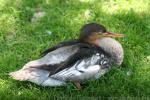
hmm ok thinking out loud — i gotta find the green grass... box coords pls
[0,0,150,99]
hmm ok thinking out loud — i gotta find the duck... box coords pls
[9,23,124,90]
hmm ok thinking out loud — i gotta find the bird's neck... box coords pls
[79,39,99,46]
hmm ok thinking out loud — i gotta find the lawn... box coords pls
[0,0,150,99]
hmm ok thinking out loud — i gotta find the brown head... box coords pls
[79,23,124,45]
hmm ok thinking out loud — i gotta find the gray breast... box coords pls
[98,38,124,66]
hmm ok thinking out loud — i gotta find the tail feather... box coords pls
[9,68,66,86]
[9,70,29,81]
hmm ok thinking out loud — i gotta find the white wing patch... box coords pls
[50,53,109,81]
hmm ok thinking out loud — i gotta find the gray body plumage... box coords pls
[9,38,124,86]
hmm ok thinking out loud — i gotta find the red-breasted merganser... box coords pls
[9,23,124,90]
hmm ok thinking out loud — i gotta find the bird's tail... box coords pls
[9,68,66,86]
[9,69,29,81]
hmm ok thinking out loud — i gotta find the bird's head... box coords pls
[79,23,124,45]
